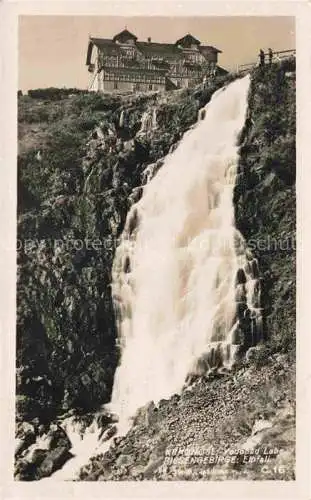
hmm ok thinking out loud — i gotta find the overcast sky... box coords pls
[19,16,295,92]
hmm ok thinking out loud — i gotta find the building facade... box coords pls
[86,30,226,92]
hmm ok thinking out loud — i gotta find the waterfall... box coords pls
[152,107,157,130]
[110,75,259,428]
[119,109,125,128]
[137,107,157,136]
[141,159,163,185]
[42,416,114,481]
[45,75,264,480]
[95,126,105,140]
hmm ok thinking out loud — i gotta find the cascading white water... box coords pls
[39,412,119,481]
[119,109,125,128]
[45,75,264,480]
[110,75,255,428]
[137,107,157,135]
[152,107,157,130]
[41,416,114,481]
[141,159,163,185]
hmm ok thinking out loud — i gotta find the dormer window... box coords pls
[112,29,138,45]
[175,33,201,49]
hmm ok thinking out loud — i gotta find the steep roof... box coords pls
[86,38,122,64]
[199,45,222,55]
[86,35,222,65]
[112,29,138,43]
[86,41,94,65]
[137,41,183,59]
[175,33,201,47]
[137,41,221,57]
[216,65,229,75]
[90,38,121,52]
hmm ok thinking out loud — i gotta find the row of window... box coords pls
[184,54,205,63]
[103,59,166,71]
[120,47,135,57]
[110,82,163,90]
[102,63,206,78]
[103,72,165,84]
[101,53,208,67]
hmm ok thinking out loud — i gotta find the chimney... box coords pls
[147,37,151,43]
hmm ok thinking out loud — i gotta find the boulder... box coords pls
[99,424,117,442]
[48,424,71,450]
[236,268,247,285]
[96,412,114,429]
[245,345,263,363]
[15,421,36,458]
[143,456,165,479]
[36,446,73,478]
[28,448,47,466]
[15,421,73,480]
[116,453,134,468]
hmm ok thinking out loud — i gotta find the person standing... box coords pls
[259,49,265,66]
[268,48,273,65]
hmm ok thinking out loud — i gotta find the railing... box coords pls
[237,49,296,74]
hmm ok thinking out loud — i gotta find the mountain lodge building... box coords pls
[86,30,227,92]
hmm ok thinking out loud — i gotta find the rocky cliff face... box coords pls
[16,59,295,481]
[235,61,295,358]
